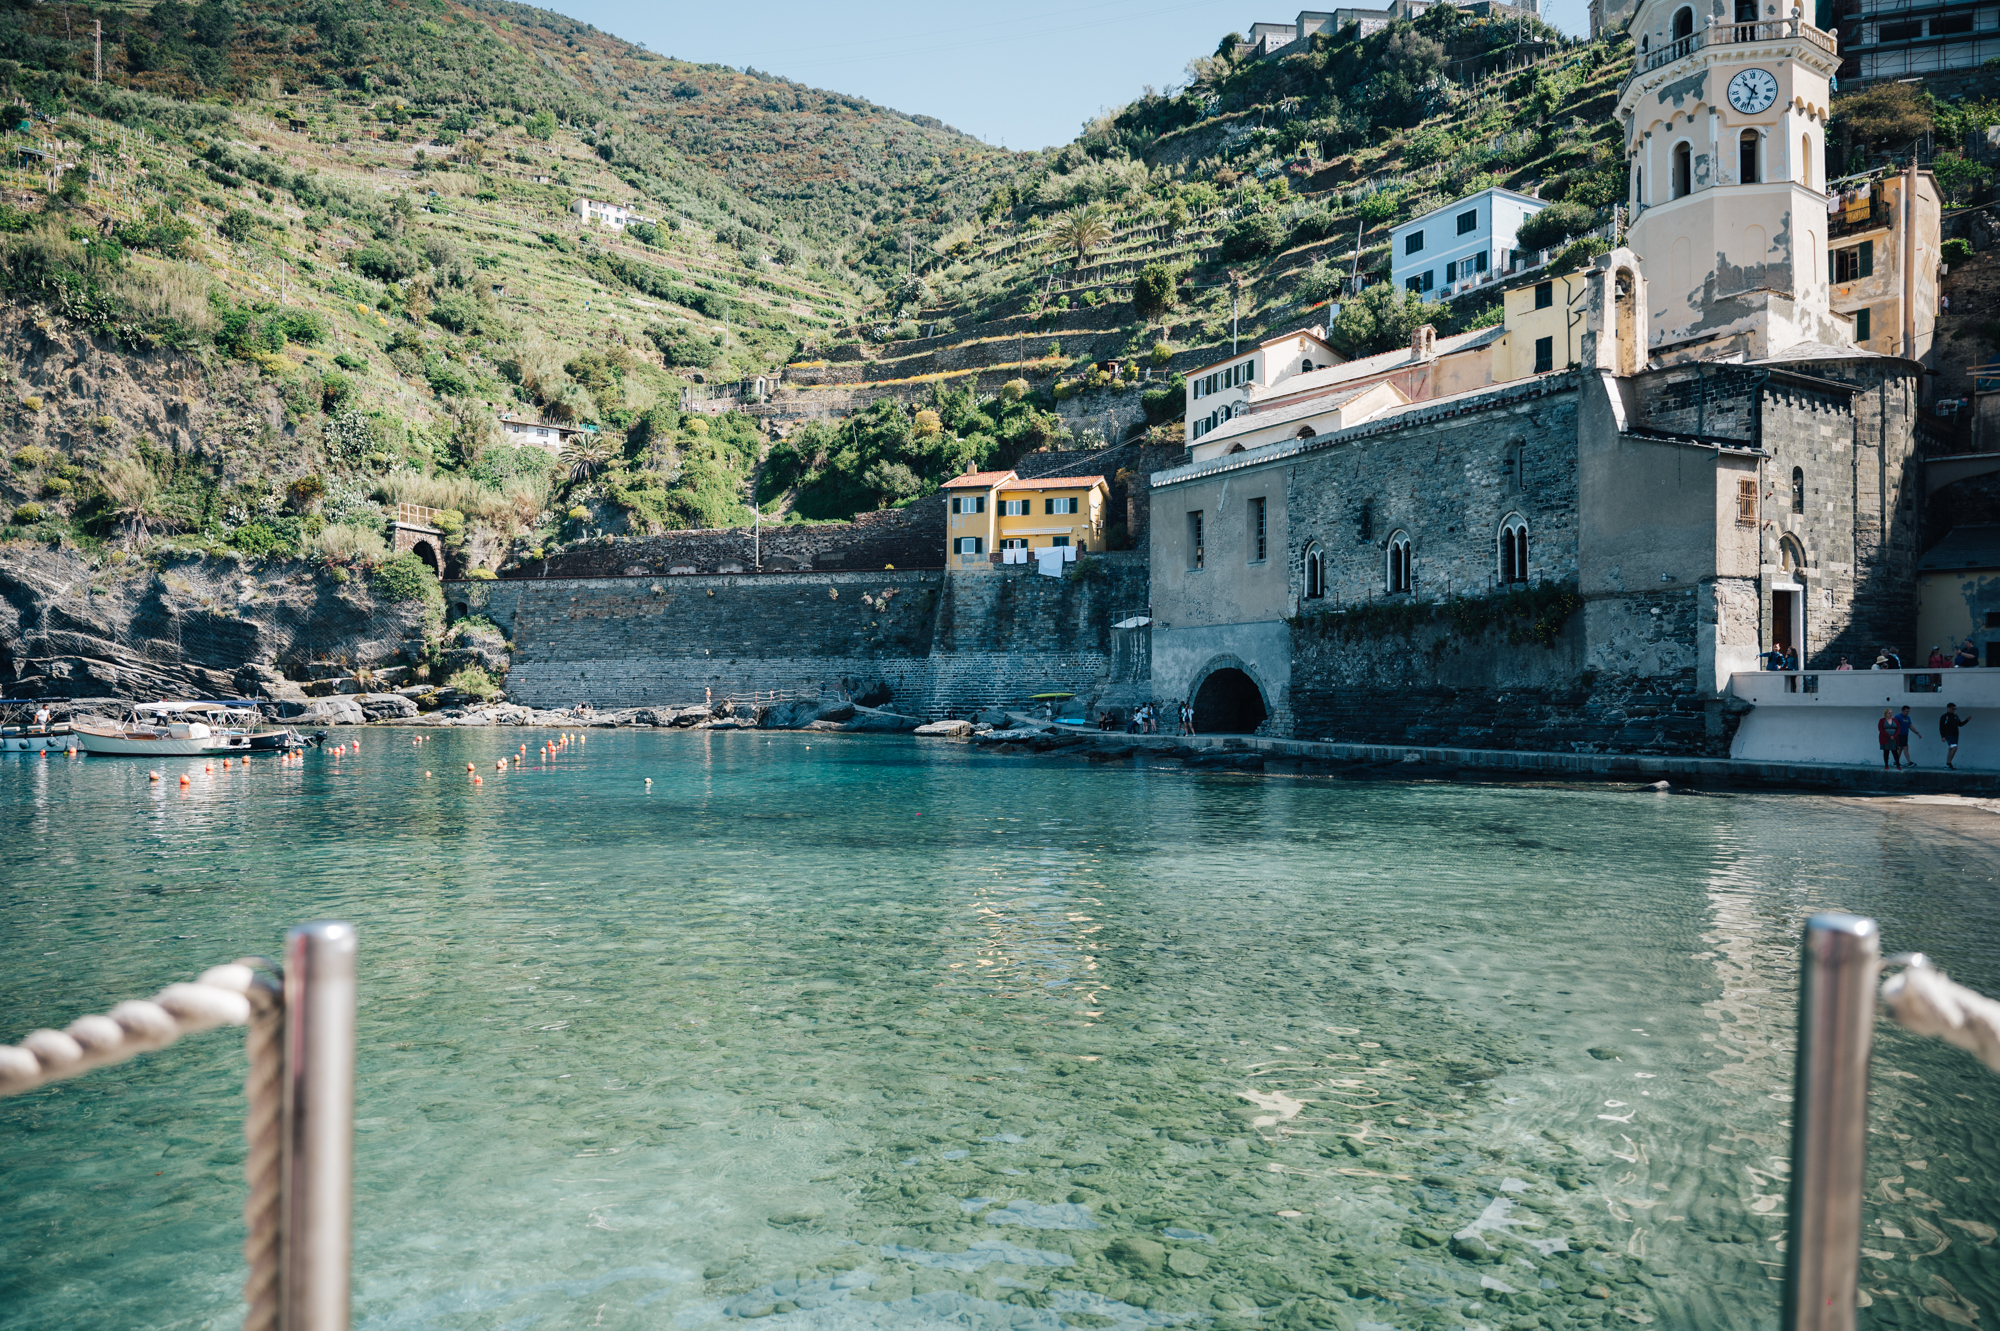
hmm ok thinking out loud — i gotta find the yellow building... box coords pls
[941,469,1109,568]
[1490,271,1591,382]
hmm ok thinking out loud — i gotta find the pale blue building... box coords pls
[1388,186,1548,302]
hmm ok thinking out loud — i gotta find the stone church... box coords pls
[1144,0,1932,754]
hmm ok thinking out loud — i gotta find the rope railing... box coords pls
[0,923,354,1331]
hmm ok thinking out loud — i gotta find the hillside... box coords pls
[0,0,1039,619]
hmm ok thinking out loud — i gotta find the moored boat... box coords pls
[73,703,229,757]
[0,702,79,753]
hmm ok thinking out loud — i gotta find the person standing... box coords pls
[1940,703,1970,770]
[1836,656,1853,670]
[1928,646,1948,669]
[1895,705,1922,768]
[1956,638,1981,669]
[1879,709,1899,769]
[1782,646,1800,671]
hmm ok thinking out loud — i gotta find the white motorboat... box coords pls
[73,703,231,757]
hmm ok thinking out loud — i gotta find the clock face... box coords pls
[1728,68,1779,114]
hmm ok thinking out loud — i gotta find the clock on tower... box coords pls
[1614,0,1848,361]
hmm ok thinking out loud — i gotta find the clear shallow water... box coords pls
[2,733,1998,1331]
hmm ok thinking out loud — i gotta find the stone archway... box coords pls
[1191,664,1269,735]
[410,539,442,575]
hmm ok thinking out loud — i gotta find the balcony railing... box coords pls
[1633,16,1838,82]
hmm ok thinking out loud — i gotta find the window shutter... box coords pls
[1736,477,1758,526]
[1859,241,1873,278]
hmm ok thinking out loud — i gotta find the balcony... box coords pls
[1629,17,1838,92]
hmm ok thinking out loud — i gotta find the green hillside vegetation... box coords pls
[0,0,1040,578]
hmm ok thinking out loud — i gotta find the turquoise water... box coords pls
[2,733,1998,1331]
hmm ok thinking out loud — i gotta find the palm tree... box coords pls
[1049,204,1113,269]
[560,433,614,483]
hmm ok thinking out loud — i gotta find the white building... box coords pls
[573,198,649,231]
[1389,186,1548,301]
[497,415,591,453]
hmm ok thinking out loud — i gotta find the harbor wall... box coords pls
[450,554,1151,714]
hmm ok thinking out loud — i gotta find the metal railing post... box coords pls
[282,922,356,1331]
[1783,913,1879,1331]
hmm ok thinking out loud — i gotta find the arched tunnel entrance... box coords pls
[410,540,442,575]
[1192,667,1268,735]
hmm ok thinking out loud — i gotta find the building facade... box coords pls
[1389,187,1548,301]
[942,470,1109,567]
[573,198,648,231]
[1840,0,2000,81]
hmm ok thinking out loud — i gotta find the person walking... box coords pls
[1895,705,1922,768]
[1879,709,1899,769]
[1940,703,1970,770]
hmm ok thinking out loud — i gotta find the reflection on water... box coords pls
[1,734,1997,1331]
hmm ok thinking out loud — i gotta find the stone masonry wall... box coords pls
[450,554,1149,715]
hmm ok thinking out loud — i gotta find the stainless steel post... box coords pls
[1782,913,1879,1331]
[282,922,356,1331]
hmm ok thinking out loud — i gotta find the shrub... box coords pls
[351,243,420,282]
[1142,373,1186,423]
[999,379,1031,402]
[306,521,389,563]
[1944,237,1975,264]
[40,475,72,498]
[11,445,50,470]
[273,310,329,344]
[1150,342,1173,366]
[231,521,290,557]
[1548,236,1611,276]
[467,566,497,580]
[1220,213,1287,261]
[12,502,43,524]
[1515,201,1597,255]
[220,209,256,242]
[373,551,441,605]
[1294,258,1345,307]
[912,408,943,437]
[1329,283,1431,358]
[445,664,500,699]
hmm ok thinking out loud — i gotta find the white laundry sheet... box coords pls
[1034,546,1078,577]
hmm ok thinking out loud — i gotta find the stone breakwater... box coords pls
[452,557,1150,718]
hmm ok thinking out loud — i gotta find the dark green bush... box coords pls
[1220,212,1286,261]
[1515,201,1597,255]
[373,551,442,606]
[351,243,420,282]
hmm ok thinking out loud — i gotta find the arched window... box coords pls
[1672,6,1695,39]
[1735,0,1756,21]
[1296,425,1317,439]
[1781,535,1805,575]
[1305,542,1325,599]
[1799,134,1812,189]
[1499,515,1529,584]
[1671,142,1692,198]
[1791,466,1805,513]
[1301,359,1316,372]
[1504,439,1526,493]
[1631,160,1644,206]
[1387,531,1412,594]
[1739,130,1759,183]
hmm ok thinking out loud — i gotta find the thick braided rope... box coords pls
[1882,964,2000,1074]
[0,964,259,1097]
[240,972,284,1331]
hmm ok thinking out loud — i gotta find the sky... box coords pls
[549,0,1589,153]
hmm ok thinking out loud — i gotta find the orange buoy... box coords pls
[473,775,483,785]
[466,762,475,772]
[204,763,213,772]
[179,774,190,786]
[222,759,231,769]
[149,770,161,782]
[425,770,432,777]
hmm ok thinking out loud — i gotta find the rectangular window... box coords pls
[1736,477,1759,526]
[953,536,984,554]
[1045,496,1080,515]
[1406,229,1424,254]
[1000,538,1027,550]
[950,495,987,514]
[1834,246,1861,282]
[1446,260,1458,283]
[1535,281,1553,310]
[1188,511,1204,570]
[1881,19,1920,38]
[1050,535,1070,547]
[1001,498,1028,516]
[1856,307,1872,341]
[1250,497,1267,562]
[1534,336,1554,373]
[1406,275,1424,293]
[1457,209,1478,235]
[1937,13,1974,34]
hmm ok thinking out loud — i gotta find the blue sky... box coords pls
[550,1,1589,152]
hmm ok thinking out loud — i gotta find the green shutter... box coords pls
[1859,241,1874,278]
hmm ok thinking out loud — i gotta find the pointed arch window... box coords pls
[1791,466,1805,514]
[1387,531,1413,594]
[1499,515,1530,585]
[1305,542,1326,599]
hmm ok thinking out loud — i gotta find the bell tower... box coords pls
[1615,0,1847,361]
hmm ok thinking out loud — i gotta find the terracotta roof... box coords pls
[1000,475,1107,489]
[940,470,1015,489]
